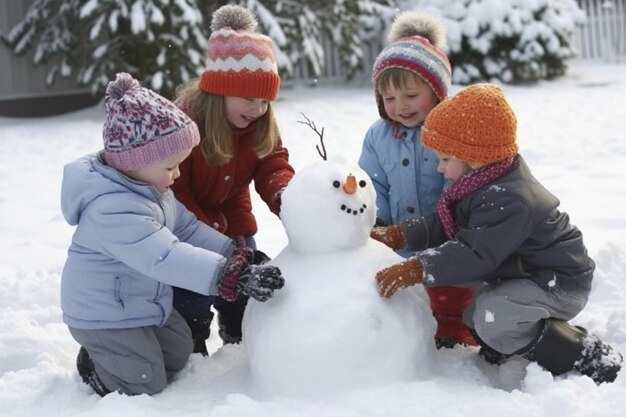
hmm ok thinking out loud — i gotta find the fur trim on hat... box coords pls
[388,10,447,51]
[211,4,258,32]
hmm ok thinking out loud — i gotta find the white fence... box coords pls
[285,0,626,84]
[574,0,626,62]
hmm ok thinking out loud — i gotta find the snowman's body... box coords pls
[243,160,434,398]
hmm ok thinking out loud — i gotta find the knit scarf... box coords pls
[390,121,423,140]
[390,122,405,140]
[437,156,516,239]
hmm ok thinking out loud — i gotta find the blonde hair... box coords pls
[176,79,281,165]
[376,68,437,100]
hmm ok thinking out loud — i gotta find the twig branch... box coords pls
[297,112,327,161]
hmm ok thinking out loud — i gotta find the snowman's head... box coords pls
[280,160,376,254]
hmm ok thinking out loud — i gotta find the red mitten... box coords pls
[217,247,250,302]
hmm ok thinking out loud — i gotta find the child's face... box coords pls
[125,148,193,193]
[435,153,469,182]
[380,76,438,128]
[225,96,270,128]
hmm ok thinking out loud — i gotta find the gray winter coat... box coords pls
[60,152,234,330]
[402,155,594,291]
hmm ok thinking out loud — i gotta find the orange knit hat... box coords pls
[199,5,280,101]
[422,83,518,164]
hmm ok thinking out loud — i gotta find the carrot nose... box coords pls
[343,175,357,194]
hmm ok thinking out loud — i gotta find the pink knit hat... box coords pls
[103,73,200,171]
[199,5,280,101]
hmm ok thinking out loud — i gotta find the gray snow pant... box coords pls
[69,308,193,396]
[463,279,589,355]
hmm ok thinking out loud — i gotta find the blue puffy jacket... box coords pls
[358,119,445,225]
[60,152,234,330]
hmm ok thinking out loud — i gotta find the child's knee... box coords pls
[138,370,167,395]
[163,311,194,369]
[471,291,546,354]
[99,352,168,396]
[471,294,517,347]
[167,338,193,373]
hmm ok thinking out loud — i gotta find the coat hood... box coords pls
[60,152,155,226]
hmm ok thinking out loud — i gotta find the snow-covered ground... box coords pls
[1,60,625,416]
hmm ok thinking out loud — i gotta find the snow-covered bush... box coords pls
[1,0,395,94]
[397,0,586,84]
[2,0,584,93]
[249,0,395,80]
[2,0,207,96]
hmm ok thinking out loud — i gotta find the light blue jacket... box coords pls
[358,119,445,226]
[60,152,234,330]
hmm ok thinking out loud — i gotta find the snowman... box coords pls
[242,159,436,398]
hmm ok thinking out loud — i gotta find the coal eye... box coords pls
[333,180,341,188]
[359,180,367,188]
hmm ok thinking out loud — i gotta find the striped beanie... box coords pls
[423,83,518,164]
[103,73,200,171]
[373,11,451,120]
[199,5,280,101]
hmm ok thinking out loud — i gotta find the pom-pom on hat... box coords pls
[372,11,451,120]
[422,83,519,164]
[103,73,200,171]
[199,5,280,101]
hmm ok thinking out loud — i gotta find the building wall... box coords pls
[0,0,99,117]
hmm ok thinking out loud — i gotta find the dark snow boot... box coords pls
[470,329,510,365]
[478,345,511,366]
[573,330,623,384]
[215,297,249,344]
[188,311,215,356]
[76,347,112,397]
[520,319,622,384]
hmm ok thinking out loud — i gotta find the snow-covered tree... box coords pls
[2,0,207,97]
[396,0,586,84]
[247,0,395,80]
[2,0,82,88]
[4,0,581,92]
[2,0,396,94]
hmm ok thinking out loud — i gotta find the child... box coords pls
[359,11,476,349]
[60,73,284,396]
[171,4,295,352]
[373,83,622,384]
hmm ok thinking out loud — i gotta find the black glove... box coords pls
[375,217,387,227]
[236,264,285,302]
[252,249,271,265]
[218,236,282,302]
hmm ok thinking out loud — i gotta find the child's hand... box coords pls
[218,248,284,302]
[375,257,423,298]
[370,225,405,250]
[218,247,252,301]
[252,249,271,265]
[236,264,285,302]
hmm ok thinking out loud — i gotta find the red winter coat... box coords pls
[171,125,294,236]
